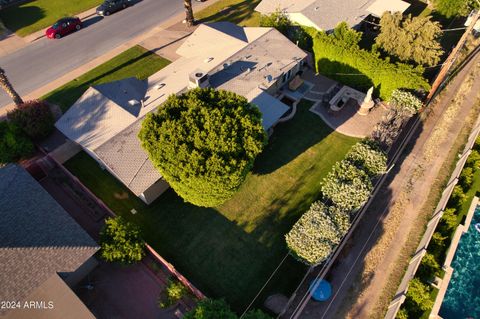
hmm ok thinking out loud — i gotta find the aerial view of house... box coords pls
[1,0,479,318]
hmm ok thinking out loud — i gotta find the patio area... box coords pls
[283,69,388,138]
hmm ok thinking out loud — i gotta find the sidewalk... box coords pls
[0,8,98,58]
[0,0,218,117]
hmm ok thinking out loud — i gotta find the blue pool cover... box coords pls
[309,279,332,301]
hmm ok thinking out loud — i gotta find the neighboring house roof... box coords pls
[5,274,95,319]
[56,22,306,197]
[0,165,98,311]
[255,0,410,31]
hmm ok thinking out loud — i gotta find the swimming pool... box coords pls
[439,205,480,319]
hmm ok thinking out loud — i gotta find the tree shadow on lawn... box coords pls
[254,99,359,175]
[195,0,261,26]
[0,5,45,35]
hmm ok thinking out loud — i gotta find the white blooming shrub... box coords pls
[345,140,387,177]
[286,202,351,265]
[320,160,373,212]
[390,90,423,114]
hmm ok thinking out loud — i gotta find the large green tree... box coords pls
[139,88,267,207]
[376,12,443,66]
[433,0,472,18]
[99,216,145,264]
[0,121,34,164]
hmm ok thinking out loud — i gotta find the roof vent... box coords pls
[265,75,273,83]
[189,69,210,89]
[128,99,140,106]
[223,63,230,70]
[204,57,214,63]
[315,6,320,11]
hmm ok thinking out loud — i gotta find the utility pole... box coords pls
[426,9,480,102]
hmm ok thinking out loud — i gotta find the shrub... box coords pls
[432,0,471,18]
[0,121,34,164]
[396,308,409,319]
[139,88,267,207]
[428,232,447,259]
[417,252,441,281]
[405,278,433,312]
[158,280,189,308]
[310,23,430,100]
[100,216,145,264]
[450,185,466,208]
[460,166,474,188]
[390,90,423,114]
[321,160,373,212]
[439,208,458,234]
[345,140,387,177]
[7,100,54,140]
[183,299,237,319]
[466,150,480,170]
[286,202,350,265]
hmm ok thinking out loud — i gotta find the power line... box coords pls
[239,252,290,318]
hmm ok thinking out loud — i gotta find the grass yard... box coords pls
[42,45,170,112]
[195,0,262,27]
[0,0,103,37]
[64,100,358,311]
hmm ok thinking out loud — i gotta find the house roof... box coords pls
[0,165,98,309]
[247,88,290,130]
[255,0,410,31]
[55,22,306,197]
[5,274,96,319]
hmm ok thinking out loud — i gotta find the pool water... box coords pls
[439,206,480,319]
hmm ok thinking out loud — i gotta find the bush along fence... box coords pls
[281,91,427,318]
[384,113,480,319]
[38,150,206,301]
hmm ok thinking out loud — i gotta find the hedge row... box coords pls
[286,140,387,265]
[310,23,430,100]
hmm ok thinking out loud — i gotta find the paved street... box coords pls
[0,0,196,110]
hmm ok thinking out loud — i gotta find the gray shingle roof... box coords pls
[94,118,163,196]
[0,165,98,308]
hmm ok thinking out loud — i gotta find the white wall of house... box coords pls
[140,178,170,205]
[288,12,322,31]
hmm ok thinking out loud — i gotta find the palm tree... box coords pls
[183,0,194,27]
[0,67,23,106]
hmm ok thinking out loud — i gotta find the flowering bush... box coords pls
[345,140,387,177]
[390,90,423,114]
[286,202,351,265]
[321,160,373,212]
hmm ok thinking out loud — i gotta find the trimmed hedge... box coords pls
[310,23,430,100]
[286,139,386,265]
[0,121,34,164]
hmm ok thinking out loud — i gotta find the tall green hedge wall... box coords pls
[310,23,430,100]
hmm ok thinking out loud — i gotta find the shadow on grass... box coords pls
[196,0,261,26]
[0,5,45,34]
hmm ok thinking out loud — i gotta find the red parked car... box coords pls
[45,17,82,39]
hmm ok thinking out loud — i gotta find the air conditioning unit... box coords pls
[189,70,210,89]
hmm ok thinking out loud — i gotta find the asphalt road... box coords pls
[0,0,191,110]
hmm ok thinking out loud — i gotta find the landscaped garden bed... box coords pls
[64,99,358,311]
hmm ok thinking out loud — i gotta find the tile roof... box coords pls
[0,165,98,309]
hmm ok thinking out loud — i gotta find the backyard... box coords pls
[42,45,170,112]
[0,0,103,37]
[64,100,358,311]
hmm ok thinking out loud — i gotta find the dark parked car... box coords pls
[45,17,82,39]
[96,0,132,16]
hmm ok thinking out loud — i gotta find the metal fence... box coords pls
[383,113,480,319]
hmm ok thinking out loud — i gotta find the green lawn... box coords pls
[195,0,262,27]
[0,0,103,37]
[42,45,170,112]
[64,100,358,311]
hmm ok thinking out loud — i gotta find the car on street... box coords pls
[96,0,132,16]
[45,17,82,39]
